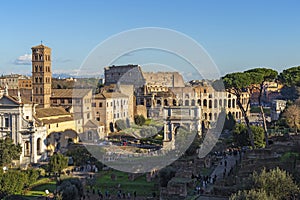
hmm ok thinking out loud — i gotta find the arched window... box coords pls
[228,99,231,108]
[219,99,222,107]
[197,99,201,106]
[157,99,161,106]
[191,99,195,106]
[214,113,217,121]
[164,99,169,106]
[209,113,212,120]
[203,99,207,107]
[185,100,189,106]
[178,99,183,106]
[209,100,212,108]
[173,99,177,106]
[204,113,207,120]
[232,99,236,108]
[214,99,218,108]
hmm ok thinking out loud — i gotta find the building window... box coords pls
[68,99,72,104]
[87,113,90,119]
[99,102,103,107]
[61,99,64,104]
[214,99,218,108]
[92,103,96,107]
[53,99,57,104]
[96,117,100,121]
[88,131,93,140]
[37,138,42,155]
[228,99,231,108]
[24,141,30,157]
[4,117,9,127]
[203,99,207,107]
[56,123,59,127]
[209,100,212,108]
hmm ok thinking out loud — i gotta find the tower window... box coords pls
[39,66,42,72]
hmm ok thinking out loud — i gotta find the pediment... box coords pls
[0,95,20,106]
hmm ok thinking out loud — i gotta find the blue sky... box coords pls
[1,0,300,77]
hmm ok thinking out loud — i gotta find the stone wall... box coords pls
[143,72,185,87]
[135,105,147,119]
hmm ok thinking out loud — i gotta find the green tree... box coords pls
[233,124,265,148]
[279,66,300,87]
[57,179,83,200]
[231,167,300,200]
[115,119,127,131]
[0,170,26,199]
[223,112,236,131]
[23,169,39,188]
[158,166,176,187]
[134,115,146,126]
[245,68,278,147]
[279,66,300,101]
[48,153,68,175]
[251,125,265,148]
[253,167,299,199]
[222,72,255,148]
[0,138,22,167]
[231,189,274,200]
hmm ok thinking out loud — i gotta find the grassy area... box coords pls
[24,179,56,198]
[200,167,214,176]
[250,106,271,115]
[280,152,299,162]
[93,170,158,196]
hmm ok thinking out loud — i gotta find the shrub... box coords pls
[115,119,126,131]
[134,115,146,126]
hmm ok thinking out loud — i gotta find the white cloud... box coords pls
[14,54,31,65]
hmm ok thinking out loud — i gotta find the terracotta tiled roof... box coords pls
[35,107,71,118]
[8,89,32,104]
[41,116,74,124]
[94,91,128,99]
[84,119,102,128]
[51,89,91,98]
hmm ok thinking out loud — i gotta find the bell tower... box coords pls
[31,43,52,108]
